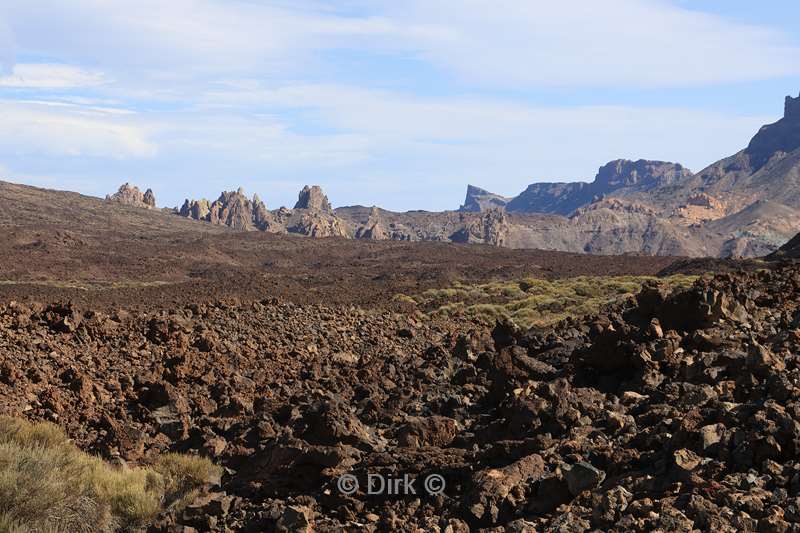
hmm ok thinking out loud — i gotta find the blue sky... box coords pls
[0,1,799,211]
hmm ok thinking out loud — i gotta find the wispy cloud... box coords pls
[0,101,156,158]
[2,0,797,87]
[199,81,771,168]
[0,63,108,88]
[381,0,800,87]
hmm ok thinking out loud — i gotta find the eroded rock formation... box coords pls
[106,183,156,209]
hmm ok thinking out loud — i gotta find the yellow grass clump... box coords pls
[0,416,221,533]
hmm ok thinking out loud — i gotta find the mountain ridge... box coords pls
[8,92,800,259]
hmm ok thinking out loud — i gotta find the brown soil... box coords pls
[0,180,681,311]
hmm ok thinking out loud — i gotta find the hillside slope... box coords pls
[0,180,682,311]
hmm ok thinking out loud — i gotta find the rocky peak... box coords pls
[209,189,253,231]
[593,160,691,191]
[460,185,510,212]
[355,207,389,240]
[746,91,800,171]
[178,187,277,232]
[785,92,800,118]
[106,183,156,209]
[294,185,332,212]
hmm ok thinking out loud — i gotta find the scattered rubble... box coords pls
[3,266,800,530]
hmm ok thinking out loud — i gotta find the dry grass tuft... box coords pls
[406,274,699,328]
[0,417,220,532]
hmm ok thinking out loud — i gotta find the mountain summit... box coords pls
[746,92,800,171]
[493,159,691,216]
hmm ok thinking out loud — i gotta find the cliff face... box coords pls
[460,185,510,212]
[504,181,589,215]
[450,209,509,246]
[593,159,691,191]
[499,159,692,216]
[746,92,800,171]
[454,92,800,257]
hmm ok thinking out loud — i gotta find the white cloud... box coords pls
[0,101,156,158]
[1,0,797,88]
[0,17,13,72]
[0,78,774,208]
[199,82,771,173]
[380,0,800,87]
[0,63,107,88]
[0,0,415,77]
[154,112,371,167]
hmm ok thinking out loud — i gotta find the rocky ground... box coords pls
[3,262,800,531]
[5,177,800,531]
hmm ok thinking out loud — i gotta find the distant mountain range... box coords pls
[461,159,692,215]
[454,92,800,257]
[12,92,800,258]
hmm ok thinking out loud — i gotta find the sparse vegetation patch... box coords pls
[0,417,220,533]
[406,274,699,327]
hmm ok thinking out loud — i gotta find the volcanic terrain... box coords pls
[2,178,800,531]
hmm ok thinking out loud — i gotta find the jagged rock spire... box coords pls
[294,185,332,212]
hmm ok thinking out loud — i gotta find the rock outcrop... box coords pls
[294,185,332,212]
[208,188,255,231]
[450,209,509,246]
[179,185,346,237]
[106,183,156,209]
[671,193,726,225]
[125,93,800,258]
[593,159,691,191]
[289,211,348,238]
[179,188,278,232]
[460,185,511,212]
[354,207,389,240]
[745,91,800,171]
[452,92,800,257]
[500,159,692,216]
